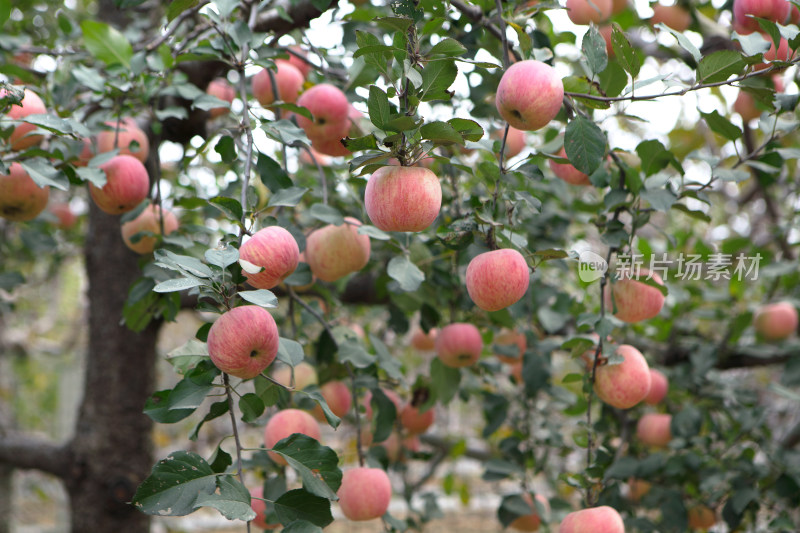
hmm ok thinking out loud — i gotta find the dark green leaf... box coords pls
[167,0,198,22]
[420,60,457,101]
[430,357,461,404]
[270,434,342,499]
[427,38,467,57]
[420,121,464,145]
[582,25,608,76]
[239,393,265,423]
[193,475,256,521]
[132,451,217,516]
[267,187,308,208]
[610,24,640,78]
[368,85,391,130]
[214,135,236,163]
[700,109,742,141]
[697,50,745,83]
[274,489,334,527]
[257,153,293,191]
[80,20,133,67]
[387,256,425,291]
[564,117,606,175]
[208,196,243,222]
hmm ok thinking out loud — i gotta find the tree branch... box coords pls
[0,433,71,479]
[252,0,333,35]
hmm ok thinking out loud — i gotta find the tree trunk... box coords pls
[65,202,159,533]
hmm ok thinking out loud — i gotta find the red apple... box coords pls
[687,504,716,530]
[95,118,150,163]
[364,166,442,232]
[2,87,46,150]
[566,0,613,25]
[755,38,790,71]
[435,323,483,368]
[650,3,692,32]
[206,78,236,118]
[509,493,549,532]
[466,249,530,311]
[121,204,179,254]
[49,202,78,229]
[399,404,435,434]
[89,154,150,215]
[337,467,392,521]
[271,361,318,390]
[599,25,615,57]
[410,327,438,351]
[644,369,668,405]
[636,413,672,447]
[559,506,624,533]
[286,46,312,79]
[0,162,49,221]
[733,0,790,34]
[249,486,279,529]
[304,217,371,282]
[754,301,798,340]
[263,408,322,465]
[295,83,350,141]
[239,226,300,289]
[594,344,652,409]
[207,305,279,379]
[549,148,591,186]
[310,134,351,157]
[252,60,304,106]
[496,61,563,131]
[311,380,352,420]
[605,268,666,323]
[496,126,526,158]
[628,478,652,502]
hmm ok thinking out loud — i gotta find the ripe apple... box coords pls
[560,506,624,533]
[272,361,318,390]
[337,467,392,521]
[286,45,312,79]
[89,154,150,215]
[252,60,304,106]
[295,83,350,141]
[496,60,564,131]
[249,487,279,530]
[466,249,530,312]
[755,38,790,71]
[594,344,652,409]
[311,380,352,420]
[207,305,279,379]
[549,148,591,186]
[96,118,150,163]
[628,478,652,502]
[120,204,179,254]
[206,78,236,118]
[733,0,790,34]
[754,301,798,340]
[263,408,322,465]
[637,413,672,447]
[399,404,435,434]
[435,322,484,368]
[410,327,437,351]
[0,162,50,221]
[599,25,615,56]
[687,504,716,530]
[239,226,300,289]
[650,3,692,32]
[304,217,371,282]
[606,268,666,323]
[509,493,549,532]
[644,368,668,405]
[495,329,526,364]
[49,202,78,229]
[2,87,46,150]
[566,0,613,25]
[496,126,526,158]
[364,165,442,232]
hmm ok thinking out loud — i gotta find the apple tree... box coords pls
[1,0,800,531]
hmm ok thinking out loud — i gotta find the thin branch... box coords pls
[143,1,209,52]
[450,0,520,62]
[223,374,251,533]
[0,433,71,478]
[252,0,332,35]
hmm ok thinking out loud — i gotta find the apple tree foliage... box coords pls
[1,0,800,531]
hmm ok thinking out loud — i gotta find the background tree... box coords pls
[1,0,799,532]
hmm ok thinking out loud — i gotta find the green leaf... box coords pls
[420,59,457,102]
[257,153,293,191]
[564,117,606,175]
[19,159,69,191]
[0,0,10,27]
[239,289,278,308]
[80,20,133,67]
[274,489,334,528]
[370,388,398,443]
[656,24,702,62]
[640,188,677,211]
[132,451,217,516]
[700,109,743,141]
[298,388,342,428]
[204,245,239,270]
[636,139,682,176]
[357,225,392,240]
[167,0,199,22]
[430,358,461,405]
[75,166,107,188]
[368,85,391,130]
[0,272,24,292]
[270,434,342,499]
[427,38,467,57]
[697,50,745,84]
[582,25,608,76]
[208,196,243,222]
[734,31,771,57]
[420,121,464,145]
[309,204,344,226]
[214,135,236,163]
[267,187,309,208]
[277,337,305,367]
[387,256,425,291]
[370,334,404,381]
[189,401,229,440]
[144,390,196,423]
[497,494,536,528]
[193,475,256,521]
[153,277,205,293]
[239,392,265,423]
[338,340,375,368]
[447,118,484,142]
[610,24,641,79]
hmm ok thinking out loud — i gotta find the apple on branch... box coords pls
[206,305,279,379]
[637,412,673,447]
[0,162,50,222]
[239,225,300,290]
[496,60,564,132]
[594,344,652,409]
[263,408,322,465]
[252,60,304,106]
[364,165,442,232]
[466,249,530,312]
[559,506,625,533]
[304,217,371,282]
[1,86,46,151]
[120,204,179,254]
[89,154,150,215]
[337,467,392,521]
[435,323,484,368]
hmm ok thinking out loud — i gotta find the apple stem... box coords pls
[223,373,251,532]
[494,0,510,71]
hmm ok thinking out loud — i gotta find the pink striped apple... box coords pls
[252,60,304,106]
[400,404,435,434]
[435,323,483,368]
[239,226,300,289]
[2,87,46,150]
[754,301,798,340]
[365,166,442,232]
[496,61,563,131]
[560,506,624,533]
[305,217,370,282]
[206,78,236,118]
[0,163,49,221]
[121,204,179,254]
[644,368,668,405]
[549,148,591,186]
[733,0,790,34]
[605,269,666,323]
[264,408,322,465]
[594,344,651,409]
[96,118,150,163]
[637,413,672,447]
[295,83,350,142]
[566,0,612,24]
[89,154,150,215]
[337,467,392,521]
[466,249,530,312]
[207,305,279,379]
